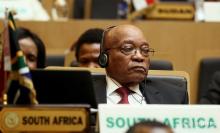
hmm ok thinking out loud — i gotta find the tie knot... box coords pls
[116,87,130,104]
[116,87,130,96]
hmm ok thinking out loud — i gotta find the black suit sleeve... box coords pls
[159,80,189,104]
[199,71,220,104]
[141,79,189,104]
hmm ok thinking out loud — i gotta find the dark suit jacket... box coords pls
[200,71,220,104]
[92,75,189,104]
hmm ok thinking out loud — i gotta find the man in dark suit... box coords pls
[200,71,220,104]
[96,24,188,104]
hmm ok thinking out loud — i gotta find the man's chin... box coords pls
[127,74,146,84]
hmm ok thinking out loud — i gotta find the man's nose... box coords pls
[132,49,145,62]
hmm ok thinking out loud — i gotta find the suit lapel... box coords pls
[140,80,164,104]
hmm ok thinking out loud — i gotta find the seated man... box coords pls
[7,27,46,104]
[126,120,173,133]
[69,28,104,68]
[199,71,220,104]
[96,24,189,104]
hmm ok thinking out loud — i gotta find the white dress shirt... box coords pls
[106,75,146,104]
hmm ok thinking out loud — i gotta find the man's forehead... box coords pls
[109,27,146,41]
[111,25,144,38]
[121,39,149,46]
[104,25,147,47]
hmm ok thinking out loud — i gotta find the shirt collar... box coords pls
[106,75,142,96]
[106,75,121,96]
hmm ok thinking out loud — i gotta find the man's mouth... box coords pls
[131,66,147,73]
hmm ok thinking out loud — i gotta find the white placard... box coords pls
[132,0,148,11]
[98,104,220,133]
[204,2,220,22]
[0,0,49,21]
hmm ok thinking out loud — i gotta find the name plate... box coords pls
[0,105,90,132]
[147,3,194,20]
[98,104,220,133]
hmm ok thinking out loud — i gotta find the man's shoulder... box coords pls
[142,78,187,93]
[140,78,188,104]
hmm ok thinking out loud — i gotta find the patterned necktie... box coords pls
[116,87,130,104]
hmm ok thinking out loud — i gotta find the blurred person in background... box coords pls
[7,27,46,104]
[68,28,104,68]
[16,27,46,69]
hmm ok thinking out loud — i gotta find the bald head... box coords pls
[126,120,173,133]
[104,25,147,49]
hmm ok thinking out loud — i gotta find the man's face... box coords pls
[19,37,38,69]
[78,43,100,68]
[106,25,150,87]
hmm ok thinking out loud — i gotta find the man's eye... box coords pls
[27,54,37,62]
[142,47,149,51]
[141,46,149,51]
[122,46,134,52]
